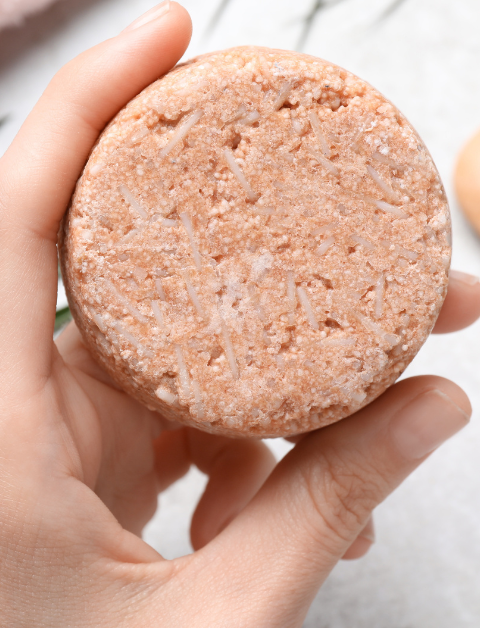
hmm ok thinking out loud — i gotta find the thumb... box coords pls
[0,1,191,385]
[196,375,470,626]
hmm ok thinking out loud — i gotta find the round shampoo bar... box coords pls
[60,46,451,438]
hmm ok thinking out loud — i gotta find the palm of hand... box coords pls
[13,322,277,623]
[53,326,161,536]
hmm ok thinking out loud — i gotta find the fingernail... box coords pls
[449,269,480,286]
[122,1,171,33]
[390,389,471,460]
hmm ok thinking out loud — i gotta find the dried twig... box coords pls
[296,0,349,50]
[297,0,410,49]
[202,0,233,41]
[374,0,409,24]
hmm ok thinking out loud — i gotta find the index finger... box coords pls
[0,2,191,388]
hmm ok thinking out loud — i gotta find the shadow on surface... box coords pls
[0,0,102,73]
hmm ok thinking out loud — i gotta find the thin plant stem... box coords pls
[202,0,233,41]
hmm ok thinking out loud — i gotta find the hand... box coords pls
[1,3,479,626]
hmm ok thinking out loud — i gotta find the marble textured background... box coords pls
[1,1,480,625]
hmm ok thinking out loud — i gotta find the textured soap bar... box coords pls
[60,46,451,438]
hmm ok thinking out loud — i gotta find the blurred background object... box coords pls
[0,0,60,29]
[455,128,480,237]
[1,1,480,626]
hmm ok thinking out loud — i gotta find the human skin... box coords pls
[0,2,479,626]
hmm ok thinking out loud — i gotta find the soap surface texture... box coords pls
[60,47,451,437]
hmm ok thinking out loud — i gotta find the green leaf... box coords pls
[55,306,72,332]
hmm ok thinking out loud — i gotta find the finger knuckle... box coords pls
[298,449,386,545]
